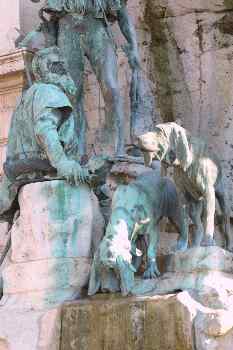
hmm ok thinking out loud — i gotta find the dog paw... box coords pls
[143,265,160,279]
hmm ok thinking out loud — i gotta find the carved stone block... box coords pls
[1,180,104,308]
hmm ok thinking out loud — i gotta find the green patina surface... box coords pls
[28,0,141,155]
[88,171,185,296]
[0,46,89,222]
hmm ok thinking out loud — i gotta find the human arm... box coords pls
[117,4,140,70]
[34,107,89,184]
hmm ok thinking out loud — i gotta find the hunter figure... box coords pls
[0,46,89,222]
[30,0,140,156]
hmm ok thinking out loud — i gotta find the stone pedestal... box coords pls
[0,307,61,350]
[1,289,233,350]
[1,225,233,349]
[0,180,104,309]
[59,291,233,350]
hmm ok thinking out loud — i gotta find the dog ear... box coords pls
[173,129,192,171]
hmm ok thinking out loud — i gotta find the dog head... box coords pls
[137,129,169,166]
[138,123,192,171]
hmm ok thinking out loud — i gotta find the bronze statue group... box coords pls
[0,0,231,295]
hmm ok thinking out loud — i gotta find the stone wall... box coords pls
[0,0,233,211]
[143,0,233,213]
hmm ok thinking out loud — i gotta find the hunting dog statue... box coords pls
[88,171,185,296]
[137,122,231,250]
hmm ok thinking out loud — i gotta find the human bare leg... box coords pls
[58,19,87,156]
[202,187,216,246]
[87,27,125,156]
[143,224,160,279]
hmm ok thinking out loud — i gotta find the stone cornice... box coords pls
[0,138,8,146]
[0,49,32,77]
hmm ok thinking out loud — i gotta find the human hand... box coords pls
[57,160,90,185]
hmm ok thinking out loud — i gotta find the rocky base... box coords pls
[0,290,233,350]
[0,180,104,309]
[0,307,61,350]
[60,292,233,350]
[0,247,233,349]
[131,247,233,314]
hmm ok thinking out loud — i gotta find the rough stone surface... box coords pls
[0,307,61,350]
[132,247,233,299]
[11,181,95,262]
[195,311,233,350]
[59,291,233,350]
[1,180,104,309]
[60,293,195,350]
[143,0,233,215]
[0,290,233,350]
[166,247,233,274]
[2,257,90,294]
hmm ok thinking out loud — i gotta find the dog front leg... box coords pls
[189,199,204,247]
[202,187,216,246]
[143,224,160,279]
[176,206,189,251]
[176,193,189,251]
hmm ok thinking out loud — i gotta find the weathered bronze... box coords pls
[138,122,231,251]
[29,0,140,156]
[88,171,186,296]
[0,46,89,221]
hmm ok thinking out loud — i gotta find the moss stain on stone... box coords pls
[145,1,175,122]
[224,0,233,10]
[144,1,193,124]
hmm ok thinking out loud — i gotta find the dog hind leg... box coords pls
[143,224,160,279]
[189,199,204,247]
[215,184,232,251]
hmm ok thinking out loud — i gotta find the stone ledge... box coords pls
[0,138,8,146]
[0,49,32,77]
[0,49,33,94]
[166,247,233,274]
[132,247,233,301]
[0,291,233,350]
